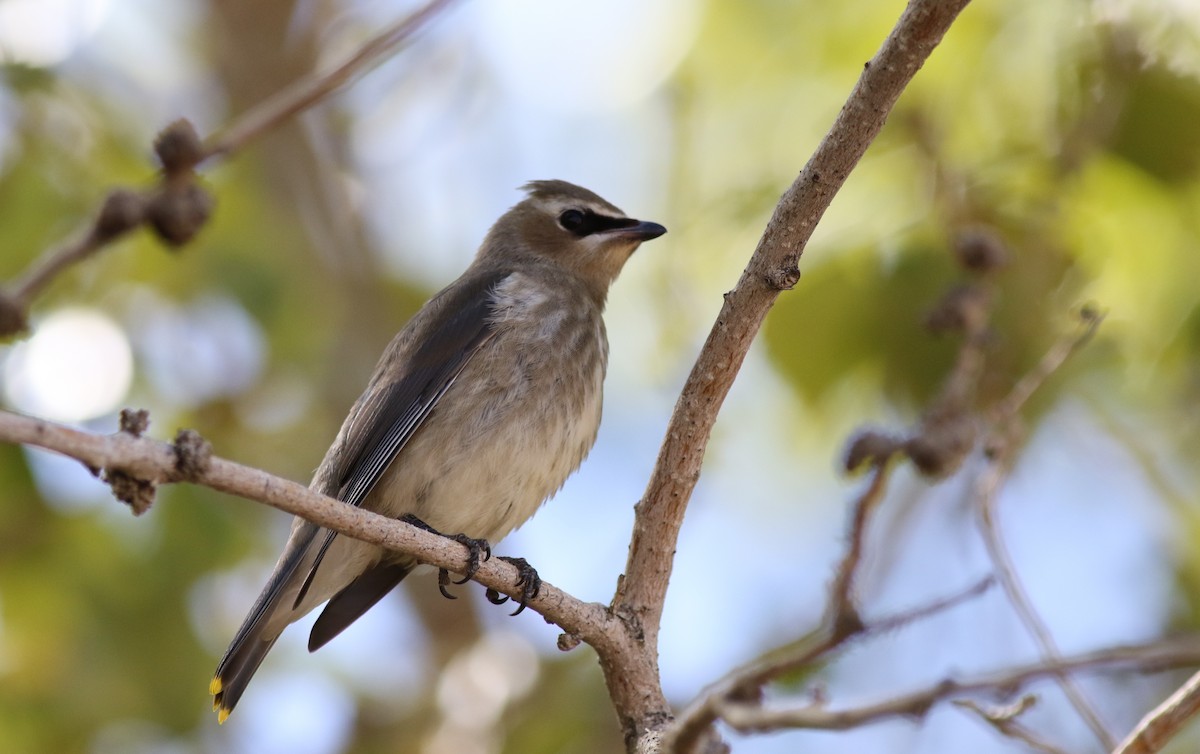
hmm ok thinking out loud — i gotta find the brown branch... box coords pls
[1112,668,1200,754]
[0,0,456,338]
[711,637,1200,734]
[0,409,629,657]
[607,0,975,748]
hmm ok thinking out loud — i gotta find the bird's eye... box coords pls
[559,209,586,234]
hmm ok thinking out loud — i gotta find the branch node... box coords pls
[614,603,646,643]
[766,261,801,291]
[118,408,150,437]
[93,188,147,243]
[904,413,977,478]
[173,428,213,479]
[844,429,903,473]
[954,226,1010,274]
[147,180,215,248]
[154,119,205,175]
[831,605,867,641]
[557,632,582,652]
[924,284,992,336]
[105,468,157,516]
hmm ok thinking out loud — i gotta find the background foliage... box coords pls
[1,1,1199,752]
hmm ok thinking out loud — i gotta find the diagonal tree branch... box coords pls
[609,0,974,748]
[0,409,629,657]
[1112,667,1200,754]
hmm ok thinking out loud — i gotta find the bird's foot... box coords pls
[449,533,492,584]
[484,557,542,616]
[400,514,492,599]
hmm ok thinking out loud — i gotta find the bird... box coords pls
[210,179,666,722]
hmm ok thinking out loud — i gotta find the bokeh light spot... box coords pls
[0,0,111,66]
[3,307,133,422]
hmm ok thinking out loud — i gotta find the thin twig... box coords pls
[826,464,890,637]
[870,575,995,633]
[975,456,1116,749]
[711,637,1200,734]
[11,230,110,307]
[665,463,897,754]
[201,0,458,162]
[992,307,1104,420]
[1112,668,1200,754]
[956,696,1081,754]
[973,310,1113,749]
[666,577,995,753]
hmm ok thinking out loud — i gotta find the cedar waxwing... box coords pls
[211,180,666,721]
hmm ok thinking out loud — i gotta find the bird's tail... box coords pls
[210,634,278,723]
[211,521,319,723]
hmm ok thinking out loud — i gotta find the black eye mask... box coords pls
[558,208,640,237]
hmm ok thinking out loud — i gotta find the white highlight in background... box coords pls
[477,0,702,113]
[0,0,112,66]
[3,307,133,422]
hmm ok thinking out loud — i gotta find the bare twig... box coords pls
[666,577,995,753]
[870,575,995,633]
[711,638,1200,734]
[975,310,1114,749]
[1112,668,1200,754]
[610,1,975,747]
[200,0,458,162]
[956,696,1073,754]
[992,307,1104,420]
[826,464,891,636]
[975,456,1117,749]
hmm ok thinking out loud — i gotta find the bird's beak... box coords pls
[610,219,667,242]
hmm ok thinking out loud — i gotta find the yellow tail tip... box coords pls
[217,707,231,725]
[209,676,223,695]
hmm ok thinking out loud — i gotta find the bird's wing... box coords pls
[213,270,507,718]
[293,270,507,607]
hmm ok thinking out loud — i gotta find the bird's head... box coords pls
[480,180,667,300]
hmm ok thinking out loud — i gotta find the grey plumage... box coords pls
[210,180,666,721]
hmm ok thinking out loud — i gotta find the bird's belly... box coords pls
[369,347,604,544]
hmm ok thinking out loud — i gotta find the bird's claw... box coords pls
[450,533,492,584]
[496,556,541,616]
[400,514,493,599]
[438,568,456,600]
